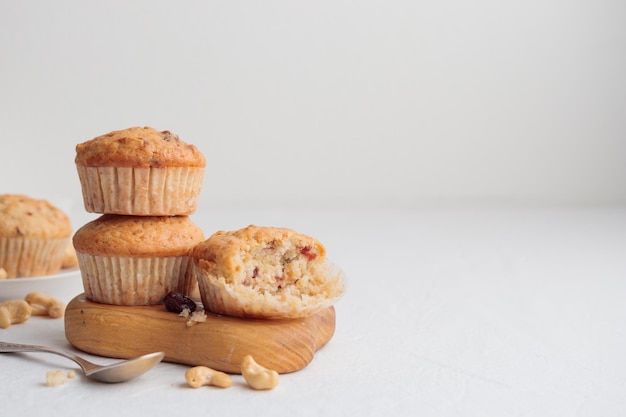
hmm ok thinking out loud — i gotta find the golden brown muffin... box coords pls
[0,194,72,278]
[73,214,205,305]
[75,126,206,216]
[191,225,346,319]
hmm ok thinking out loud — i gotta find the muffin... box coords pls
[191,225,346,319]
[73,214,205,305]
[75,126,206,216]
[0,194,72,278]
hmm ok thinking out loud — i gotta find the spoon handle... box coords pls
[0,341,55,353]
[0,341,92,372]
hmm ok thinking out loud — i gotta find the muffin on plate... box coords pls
[191,225,346,319]
[0,194,72,278]
[73,214,204,305]
[75,126,206,216]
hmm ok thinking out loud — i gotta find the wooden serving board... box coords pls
[64,294,336,374]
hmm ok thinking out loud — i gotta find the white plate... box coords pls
[0,267,84,303]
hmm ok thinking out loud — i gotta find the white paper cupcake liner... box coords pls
[76,252,195,305]
[0,237,68,278]
[76,166,204,216]
[195,261,346,319]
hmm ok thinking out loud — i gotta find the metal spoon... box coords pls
[0,341,165,383]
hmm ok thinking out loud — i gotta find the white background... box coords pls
[1,0,625,211]
[1,2,626,416]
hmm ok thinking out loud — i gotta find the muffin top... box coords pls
[73,214,205,257]
[0,194,72,239]
[75,126,206,168]
[192,225,327,274]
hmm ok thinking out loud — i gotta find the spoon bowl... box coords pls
[0,341,165,383]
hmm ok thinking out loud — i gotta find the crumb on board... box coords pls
[186,309,207,327]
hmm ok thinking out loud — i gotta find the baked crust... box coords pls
[73,214,204,257]
[0,194,71,239]
[75,126,206,168]
[0,194,72,277]
[192,225,327,270]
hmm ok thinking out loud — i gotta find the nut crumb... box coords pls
[46,370,67,386]
[67,370,76,379]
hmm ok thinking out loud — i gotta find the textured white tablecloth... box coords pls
[1,207,625,416]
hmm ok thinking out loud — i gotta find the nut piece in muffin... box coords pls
[75,126,206,216]
[73,214,204,305]
[191,225,346,319]
[0,194,72,278]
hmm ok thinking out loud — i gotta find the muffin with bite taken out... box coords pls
[191,225,346,319]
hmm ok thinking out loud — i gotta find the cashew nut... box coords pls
[0,267,7,279]
[185,366,232,388]
[61,243,78,269]
[0,300,33,329]
[241,355,279,390]
[25,292,65,318]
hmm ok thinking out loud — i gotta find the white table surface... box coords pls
[1,206,625,416]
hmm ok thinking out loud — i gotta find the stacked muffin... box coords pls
[72,127,206,305]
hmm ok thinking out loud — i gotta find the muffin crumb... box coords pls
[186,309,207,327]
[45,370,67,387]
